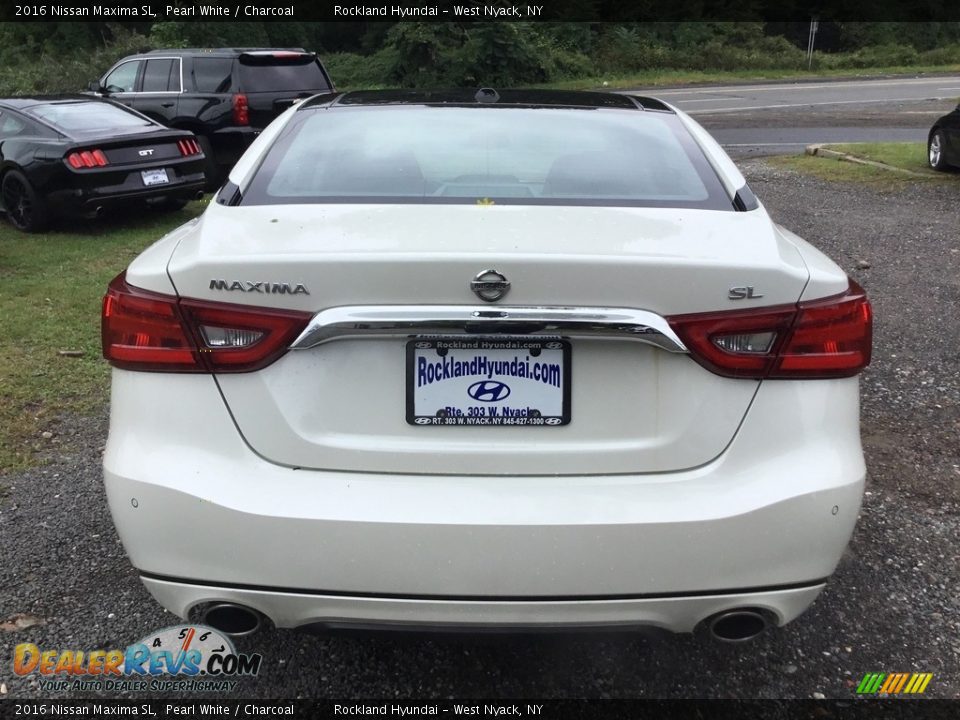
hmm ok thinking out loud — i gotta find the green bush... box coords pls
[538,44,594,81]
[592,24,809,74]
[825,43,920,69]
[323,49,398,89]
[383,23,466,87]
[456,24,549,86]
[148,20,270,48]
[0,21,958,98]
[917,44,960,65]
[271,28,960,89]
[379,22,584,88]
[0,26,153,95]
[594,27,672,72]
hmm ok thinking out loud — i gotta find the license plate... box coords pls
[141,169,169,186]
[406,338,570,427]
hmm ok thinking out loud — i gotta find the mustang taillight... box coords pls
[101,272,311,373]
[668,280,872,379]
[178,138,202,156]
[232,93,249,126]
[66,149,109,169]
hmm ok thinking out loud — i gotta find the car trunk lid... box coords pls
[62,129,196,164]
[166,203,810,475]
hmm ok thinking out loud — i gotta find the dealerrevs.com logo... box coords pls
[13,625,262,692]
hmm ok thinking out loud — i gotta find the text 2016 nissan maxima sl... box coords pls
[101,89,872,641]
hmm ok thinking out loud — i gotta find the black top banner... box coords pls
[2,0,960,23]
[0,700,959,720]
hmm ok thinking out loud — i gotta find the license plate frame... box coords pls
[406,337,571,427]
[141,168,169,186]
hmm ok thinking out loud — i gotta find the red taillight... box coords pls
[101,274,196,371]
[177,138,202,156]
[232,93,249,126]
[772,282,873,378]
[668,305,797,378]
[668,280,872,380]
[66,149,109,168]
[101,273,311,373]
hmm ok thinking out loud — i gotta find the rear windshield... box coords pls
[242,106,731,210]
[238,55,329,93]
[26,102,152,133]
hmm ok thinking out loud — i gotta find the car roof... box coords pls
[143,48,310,57]
[0,95,108,110]
[0,96,158,138]
[299,89,673,112]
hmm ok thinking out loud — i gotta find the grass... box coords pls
[0,202,206,472]
[769,142,956,188]
[825,142,940,174]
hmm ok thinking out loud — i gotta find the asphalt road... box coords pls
[634,75,960,115]
[624,75,960,155]
[1,160,958,701]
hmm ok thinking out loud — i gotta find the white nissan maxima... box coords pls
[101,89,872,641]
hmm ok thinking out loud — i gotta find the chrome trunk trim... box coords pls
[289,305,688,354]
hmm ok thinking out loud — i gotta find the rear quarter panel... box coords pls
[1,137,71,195]
[774,225,850,300]
[125,217,202,295]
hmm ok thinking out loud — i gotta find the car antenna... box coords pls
[475,88,500,103]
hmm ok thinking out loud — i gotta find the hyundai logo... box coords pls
[470,269,510,302]
[414,417,432,424]
[467,380,511,402]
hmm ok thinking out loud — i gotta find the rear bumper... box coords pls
[48,166,206,216]
[141,575,825,634]
[103,371,865,631]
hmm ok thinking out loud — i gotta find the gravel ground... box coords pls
[1,160,958,700]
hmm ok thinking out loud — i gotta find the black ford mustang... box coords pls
[0,96,206,232]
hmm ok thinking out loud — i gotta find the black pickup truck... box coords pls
[89,48,334,187]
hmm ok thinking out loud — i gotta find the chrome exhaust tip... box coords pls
[94,206,104,218]
[704,609,770,643]
[199,603,264,638]
[195,190,205,200]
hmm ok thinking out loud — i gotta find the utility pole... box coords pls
[807,20,820,70]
